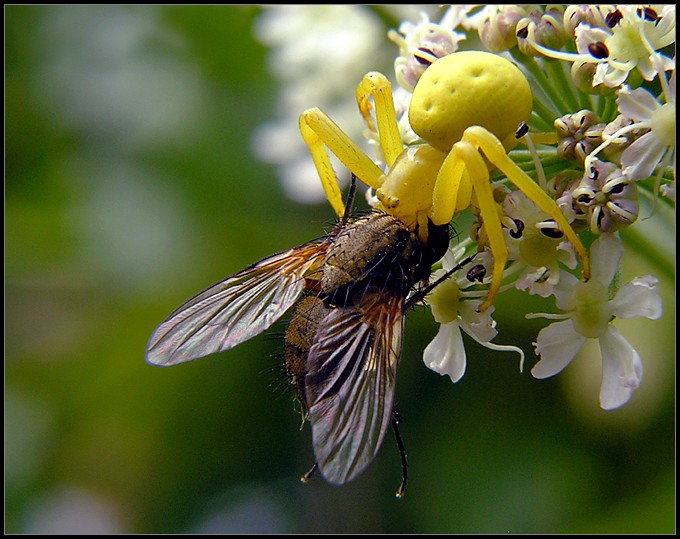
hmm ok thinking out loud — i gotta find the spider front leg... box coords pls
[355,72,404,168]
[431,141,508,312]
[462,126,590,282]
[299,71,408,218]
[431,126,591,312]
[299,108,384,218]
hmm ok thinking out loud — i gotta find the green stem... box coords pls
[510,149,559,163]
[621,206,675,282]
[545,59,579,112]
[526,56,573,115]
[600,93,618,123]
[595,94,606,118]
[587,94,600,117]
[531,101,557,129]
[511,51,561,116]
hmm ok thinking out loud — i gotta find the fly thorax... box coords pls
[321,214,429,306]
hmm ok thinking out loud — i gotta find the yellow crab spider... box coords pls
[299,50,590,311]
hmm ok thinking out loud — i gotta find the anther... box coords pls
[588,42,609,59]
[605,182,625,195]
[637,7,658,21]
[535,268,551,284]
[537,221,564,239]
[415,48,435,66]
[467,264,486,283]
[605,9,623,28]
[509,219,525,239]
[515,122,529,138]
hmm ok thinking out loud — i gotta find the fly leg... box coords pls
[391,410,408,498]
[300,462,318,483]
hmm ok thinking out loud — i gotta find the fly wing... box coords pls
[146,241,329,366]
[305,293,404,485]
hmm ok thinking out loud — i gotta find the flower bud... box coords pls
[563,4,610,37]
[570,59,615,95]
[571,160,639,233]
[554,110,605,163]
[478,5,527,52]
[517,6,566,56]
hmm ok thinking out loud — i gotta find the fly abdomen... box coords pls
[284,294,331,409]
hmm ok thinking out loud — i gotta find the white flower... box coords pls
[526,5,676,88]
[530,233,662,410]
[423,248,524,383]
[619,71,676,182]
[570,159,639,234]
[388,7,467,91]
[251,6,387,204]
[582,70,675,188]
[501,190,577,298]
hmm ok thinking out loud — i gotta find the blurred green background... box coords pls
[5,5,675,534]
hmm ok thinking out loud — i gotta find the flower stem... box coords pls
[545,59,580,112]
[531,102,557,130]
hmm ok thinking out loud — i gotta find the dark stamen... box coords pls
[607,182,625,195]
[605,9,623,27]
[637,7,658,21]
[539,221,564,239]
[509,219,525,239]
[515,122,529,138]
[414,47,435,66]
[467,264,486,283]
[588,41,609,59]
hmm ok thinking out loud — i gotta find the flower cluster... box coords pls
[389,5,672,410]
[255,5,674,411]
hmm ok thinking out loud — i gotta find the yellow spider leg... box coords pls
[431,149,473,226]
[459,142,508,311]
[300,108,386,217]
[416,211,431,244]
[462,126,591,281]
[355,72,404,168]
[431,141,506,311]
[527,132,559,145]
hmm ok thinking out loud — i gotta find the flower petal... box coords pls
[552,269,580,310]
[621,132,668,181]
[617,86,659,120]
[532,319,586,379]
[423,322,466,383]
[598,326,643,410]
[459,300,497,342]
[590,233,623,285]
[574,25,610,55]
[610,275,663,320]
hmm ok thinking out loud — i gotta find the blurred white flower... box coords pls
[251,6,393,204]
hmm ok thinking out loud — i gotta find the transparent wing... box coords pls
[146,241,329,367]
[305,293,404,485]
